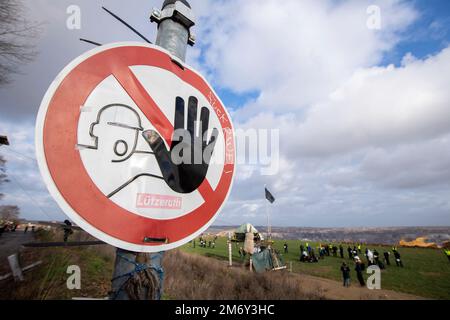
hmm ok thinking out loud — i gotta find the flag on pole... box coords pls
[265,187,275,204]
[0,135,9,146]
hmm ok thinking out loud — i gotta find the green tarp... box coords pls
[233,223,264,242]
[235,223,259,234]
[252,248,285,273]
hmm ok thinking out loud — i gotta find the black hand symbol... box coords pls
[142,96,219,194]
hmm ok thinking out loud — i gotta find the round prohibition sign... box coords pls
[36,42,236,252]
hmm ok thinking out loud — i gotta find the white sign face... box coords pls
[36,42,236,252]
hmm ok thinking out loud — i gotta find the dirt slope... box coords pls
[296,273,423,300]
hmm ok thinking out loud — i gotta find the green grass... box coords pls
[0,228,114,300]
[181,238,450,299]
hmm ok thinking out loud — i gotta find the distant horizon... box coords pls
[1,0,450,228]
[210,224,450,229]
[17,218,450,229]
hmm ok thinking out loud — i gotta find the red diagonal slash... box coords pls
[113,66,174,146]
[113,65,215,201]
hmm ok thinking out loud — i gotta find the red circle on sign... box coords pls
[38,43,235,251]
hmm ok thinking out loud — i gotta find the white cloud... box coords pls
[187,0,450,226]
[194,0,417,112]
[0,119,65,221]
[361,134,450,189]
[294,46,450,156]
[1,0,449,227]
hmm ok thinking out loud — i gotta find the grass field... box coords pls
[181,237,450,299]
[0,228,114,300]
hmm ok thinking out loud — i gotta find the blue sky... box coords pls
[1,0,450,227]
[380,0,450,66]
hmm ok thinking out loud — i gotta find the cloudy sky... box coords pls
[0,0,449,227]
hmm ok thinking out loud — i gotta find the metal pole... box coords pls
[264,185,272,242]
[269,204,272,240]
[228,232,232,267]
[151,0,196,61]
[265,202,268,239]
[110,0,196,300]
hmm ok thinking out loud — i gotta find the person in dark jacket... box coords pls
[63,220,73,242]
[393,249,404,267]
[339,245,344,259]
[383,251,391,265]
[373,249,380,264]
[284,243,288,254]
[355,261,365,286]
[347,246,353,259]
[341,262,351,287]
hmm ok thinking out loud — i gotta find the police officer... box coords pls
[373,249,380,264]
[393,249,404,267]
[444,249,450,262]
[348,246,353,259]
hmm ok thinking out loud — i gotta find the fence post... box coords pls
[228,232,232,267]
[8,254,24,282]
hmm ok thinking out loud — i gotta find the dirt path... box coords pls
[206,254,424,300]
[296,273,423,300]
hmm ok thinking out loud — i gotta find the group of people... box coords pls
[295,242,407,288]
[1,222,37,238]
[23,223,35,234]
[197,235,217,249]
[299,243,319,263]
[0,221,19,237]
[340,259,367,287]
[299,243,352,263]
[340,246,406,287]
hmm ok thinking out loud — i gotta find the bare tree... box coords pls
[0,0,41,85]
[0,155,9,201]
[0,155,20,221]
[0,205,20,222]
